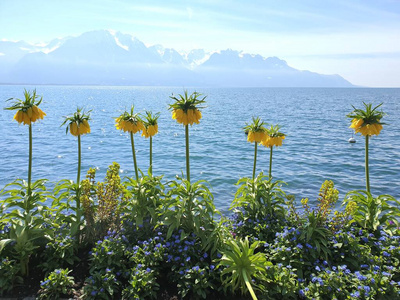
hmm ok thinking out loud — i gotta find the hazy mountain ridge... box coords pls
[0,30,353,87]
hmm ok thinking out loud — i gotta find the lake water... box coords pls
[0,85,399,212]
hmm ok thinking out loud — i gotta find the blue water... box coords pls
[0,85,399,212]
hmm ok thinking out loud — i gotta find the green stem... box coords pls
[242,270,258,300]
[365,135,370,193]
[185,125,190,182]
[252,142,258,180]
[150,136,153,176]
[269,146,273,178]
[28,124,32,195]
[77,134,81,209]
[130,132,139,181]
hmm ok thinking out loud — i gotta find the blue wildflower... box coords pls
[350,291,360,298]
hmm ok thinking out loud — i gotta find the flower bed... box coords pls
[1,91,399,299]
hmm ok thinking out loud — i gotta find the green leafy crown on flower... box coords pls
[168,90,207,112]
[61,107,91,133]
[118,105,142,123]
[347,102,385,125]
[143,111,160,126]
[266,124,285,137]
[243,116,267,133]
[5,89,43,111]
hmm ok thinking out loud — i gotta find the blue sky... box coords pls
[1,0,400,87]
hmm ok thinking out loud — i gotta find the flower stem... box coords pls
[253,142,258,180]
[269,146,273,178]
[243,269,258,300]
[130,132,139,181]
[150,136,153,176]
[185,124,190,182]
[77,134,81,209]
[365,135,370,193]
[28,124,32,195]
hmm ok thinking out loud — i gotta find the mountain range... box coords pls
[0,30,353,87]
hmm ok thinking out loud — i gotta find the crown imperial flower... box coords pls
[62,108,91,137]
[347,102,385,136]
[6,89,46,125]
[142,111,160,138]
[261,125,285,148]
[115,106,144,134]
[244,117,267,143]
[169,91,206,126]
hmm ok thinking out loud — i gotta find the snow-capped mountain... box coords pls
[0,30,353,87]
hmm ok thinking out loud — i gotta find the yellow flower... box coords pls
[12,105,46,125]
[22,112,31,125]
[68,120,90,136]
[355,123,382,137]
[172,108,200,126]
[142,124,158,138]
[169,91,206,126]
[172,109,184,123]
[70,122,78,136]
[7,90,46,126]
[260,136,272,147]
[261,124,285,148]
[79,119,91,134]
[27,107,33,118]
[63,108,91,137]
[115,117,125,131]
[182,112,189,126]
[247,131,255,143]
[347,103,385,137]
[350,118,364,129]
[115,106,145,135]
[194,109,202,123]
[13,110,24,123]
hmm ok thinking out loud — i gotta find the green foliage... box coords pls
[89,231,127,275]
[81,270,119,300]
[219,237,272,300]
[177,265,216,299]
[162,178,220,246]
[51,179,84,238]
[231,174,287,243]
[299,265,400,299]
[0,179,50,276]
[37,268,75,300]
[122,266,159,300]
[347,102,385,124]
[123,173,164,227]
[294,180,339,260]
[260,264,298,299]
[160,231,219,299]
[344,190,400,231]
[232,173,286,220]
[40,233,77,274]
[0,257,23,295]
[169,90,207,111]
[80,162,125,244]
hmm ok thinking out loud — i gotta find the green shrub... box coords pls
[80,163,125,244]
[122,266,159,299]
[0,257,22,295]
[37,268,75,300]
[344,190,400,231]
[219,237,272,300]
